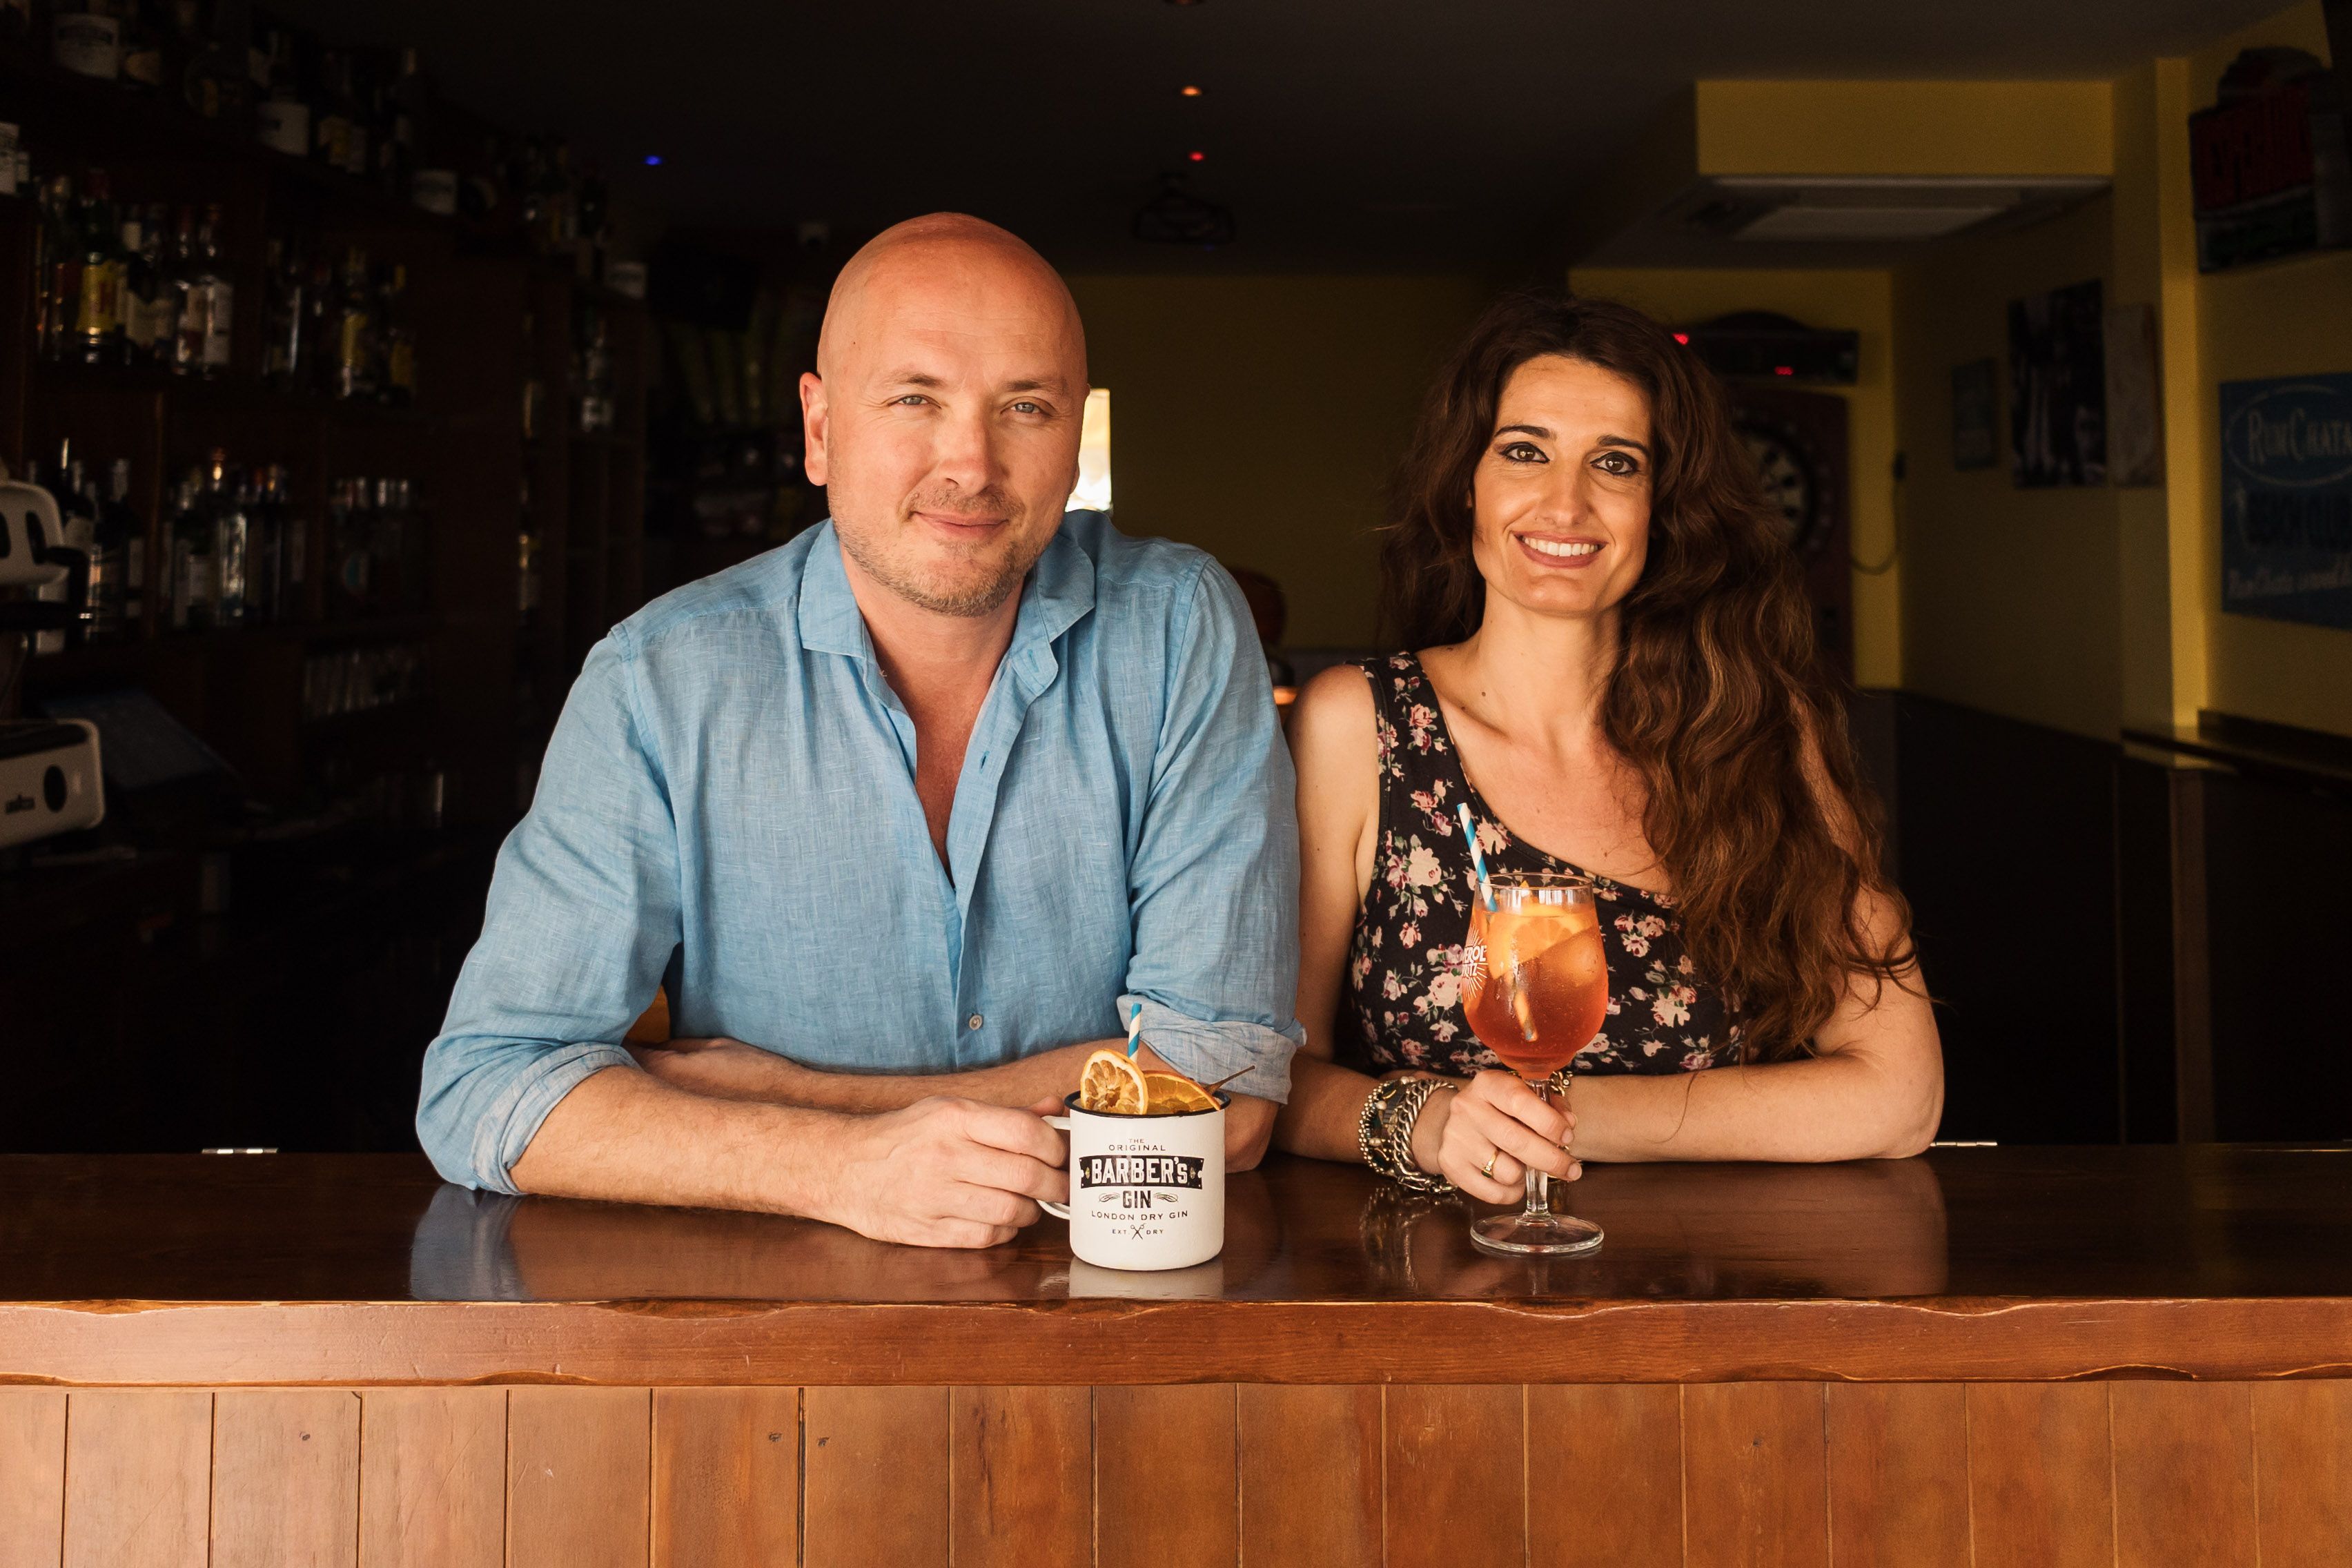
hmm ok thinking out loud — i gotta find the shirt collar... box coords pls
[795,517,1097,663]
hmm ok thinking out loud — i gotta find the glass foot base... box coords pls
[1469,1211,1604,1257]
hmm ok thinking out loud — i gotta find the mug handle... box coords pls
[1040,1113,1072,1219]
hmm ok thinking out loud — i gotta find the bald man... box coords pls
[417,216,1302,1247]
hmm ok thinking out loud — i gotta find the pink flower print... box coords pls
[1431,1020,1458,1043]
[1427,970,1461,1011]
[1641,1037,1663,1057]
[1680,1051,1709,1071]
[1636,914,1668,941]
[1404,845,1443,888]
[1410,789,1436,816]
[1652,990,1691,1028]
[1382,972,1406,1001]
[1409,703,1435,731]
[1384,852,1409,890]
[1399,921,1420,947]
[1677,954,1695,976]
[1477,820,1509,857]
[1351,953,1373,985]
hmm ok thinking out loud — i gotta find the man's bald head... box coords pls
[801,214,1091,620]
[816,214,1086,387]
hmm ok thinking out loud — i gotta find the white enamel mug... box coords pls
[1040,1092,1226,1271]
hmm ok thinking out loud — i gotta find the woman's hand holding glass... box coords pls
[1406,1070,1581,1204]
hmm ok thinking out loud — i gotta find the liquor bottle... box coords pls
[208,451,246,627]
[77,460,128,641]
[192,203,233,376]
[303,250,334,398]
[378,47,425,198]
[253,22,308,158]
[575,301,612,433]
[104,458,146,634]
[312,50,360,176]
[121,0,168,92]
[166,204,204,375]
[259,233,304,387]
[237,462,274,624]
[34,444,97,654]
[369,476,403,612]
[378,262,415,407]
[52,0,124,81]
[35,175,81,363]
[576,164,608,283]
[331,246,374,400]
[72,170,125,366]
[327,476,369,618]
[177,0,250,121]
[119,203,164,366]
[266,464,304,616]
[168,467,214,631]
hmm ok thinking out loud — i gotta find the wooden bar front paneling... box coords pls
[2253,1381,2352,1564]
[210,1389,360,1568]
[2112,1381,2257,1567]
[1964,1383,2112,1568]
[1682,1382,1828,1568]
[649,1387,800,1568]
[0,1389,65,1568]
[506,1387,651,1568]
[803,1386,946,1568]
[1235,1384,1381,1568]
[1528,1384,1682,1568]
[59,1389,211,1568]
[356,1388,506,1568]
[1823,1383,1968,1567]
[1383,1385,1525,1568]
[949,1386,1090,1568]
[1095,1384,1237,1568]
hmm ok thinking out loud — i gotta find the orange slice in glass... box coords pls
[1141,1072,1217,1115]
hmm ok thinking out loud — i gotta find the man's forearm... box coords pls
[509,1064,849,1215]
[782,1041,1106,1112]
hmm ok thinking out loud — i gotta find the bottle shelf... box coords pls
[35,360,429,424]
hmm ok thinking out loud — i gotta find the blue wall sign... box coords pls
[2220,374,2352,631]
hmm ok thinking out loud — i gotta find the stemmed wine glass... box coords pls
[1460,871,1607,1256]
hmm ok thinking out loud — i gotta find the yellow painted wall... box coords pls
[1694,81,2115,179]
[1890,197,2126,741]
[1065,273,1490,648]
[1567,268,1900,689]
[2188,3,2352,737]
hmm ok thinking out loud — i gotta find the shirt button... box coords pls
[968,1015,984,1030]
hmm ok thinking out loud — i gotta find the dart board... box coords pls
[1727,389,1852,676]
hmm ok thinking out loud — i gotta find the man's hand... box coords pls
[809,1095,1070,1249]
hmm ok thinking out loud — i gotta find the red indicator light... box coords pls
[1672,333,1688,345]
[1774,365,1794,377]
[1188,150,1206,162]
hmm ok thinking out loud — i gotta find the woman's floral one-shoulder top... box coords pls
[1341,652,1746,1078]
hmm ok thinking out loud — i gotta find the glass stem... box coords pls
[1525,1079,1551,1219]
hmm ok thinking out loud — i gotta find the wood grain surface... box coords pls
[0,1389,65,1568]
[1683,1382,1828,1568]
[650,1387,799,1568]
[1236,1384,1382,1568]
[1384,1384,1524,1568]
[1965,1382,2113,1568]
[1529,1383,1683,1568]
[60,1389,210,1568]
[1095,1384,1236,1568]
[2112,1381,2257,1567]
[210,1389,360,1568]
[950,1386,1090,1568]
[507,1386,651,1568]
[803,1386,947,1568]
[1824,1383,1968,1567]
[2253,1380,2352,1565]
[357,1387,505,1568]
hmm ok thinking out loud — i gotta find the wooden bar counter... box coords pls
[3,1146,2349,1565]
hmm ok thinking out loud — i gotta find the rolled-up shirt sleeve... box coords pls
[1120,560,1305,1101]
[416,625,678,1193]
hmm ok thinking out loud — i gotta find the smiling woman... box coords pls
[1274,289,1943,1196]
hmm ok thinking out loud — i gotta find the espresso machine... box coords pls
[0,476,106,851]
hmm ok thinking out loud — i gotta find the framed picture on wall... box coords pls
[2220,373,2352,631]
[2009,280,2107,488]
[1951,359,1997,471]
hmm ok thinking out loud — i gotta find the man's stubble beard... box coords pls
[834,502,1047,619]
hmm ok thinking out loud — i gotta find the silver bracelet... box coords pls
[1358,1075,1457,1193]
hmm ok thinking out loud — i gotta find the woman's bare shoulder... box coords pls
[1291,662,1379,761]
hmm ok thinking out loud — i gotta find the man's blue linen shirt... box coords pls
[416,512,1304,1194]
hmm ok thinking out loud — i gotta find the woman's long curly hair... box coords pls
[1377,290,1912,1060]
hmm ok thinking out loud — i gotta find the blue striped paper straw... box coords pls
[1125,1001,1144,1059]
[1457,803,1496,912]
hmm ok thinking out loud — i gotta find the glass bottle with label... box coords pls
[378,47,426,198]
[332,245,375,400]
[327,476,371,619]
[312,50,360,175]
[52,0,124,82]
[378,262,415,406]
[253,23,308,157]
[177,0,249,122]
[169,467,215,631]
[208,451,247,627]
[73,171,125,366]
[193,203,232,375]
[120,0,168,91]
[260,233,304,388]
[37,176,82,363]
[166,204,204,375]
[119,203,161,366]
[104,458,146,634]
[238,462,275,625]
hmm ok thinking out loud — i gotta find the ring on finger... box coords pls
[1481,1150,1500,1179]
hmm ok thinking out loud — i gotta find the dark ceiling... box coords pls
[272,0,2285,273]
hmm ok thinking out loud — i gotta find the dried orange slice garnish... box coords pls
[1142,1073,1217,1115]
[1078,1049,1148,1115]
